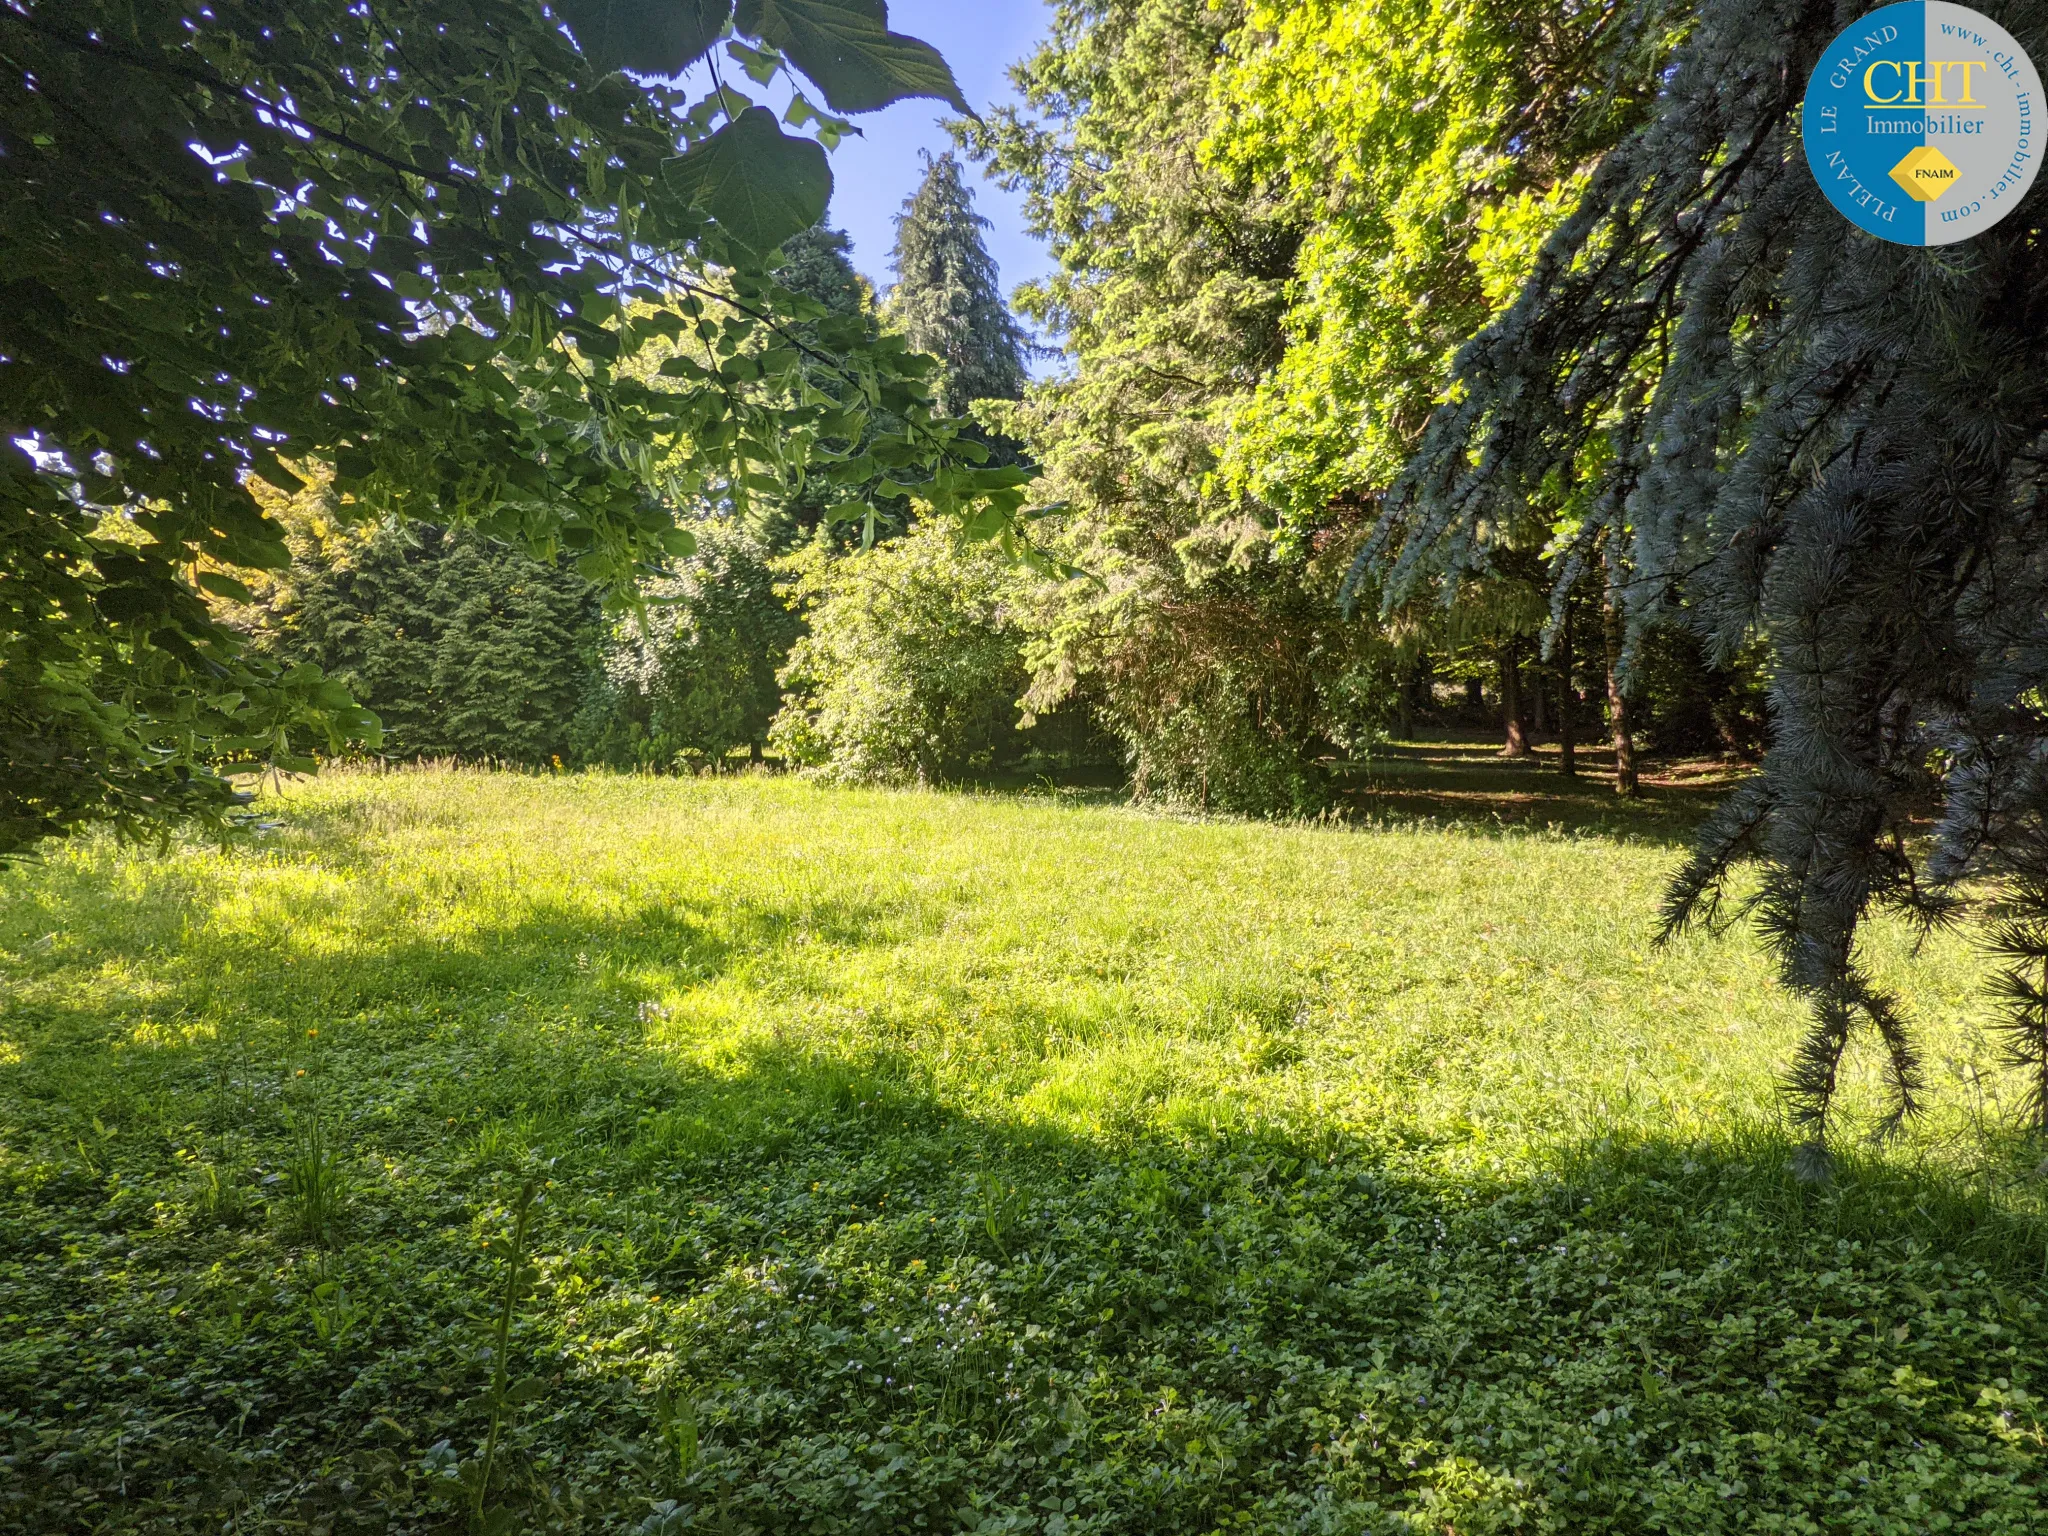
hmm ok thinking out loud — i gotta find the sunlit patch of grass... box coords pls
[128,1017,217,1050]
[1,766,2043,1533]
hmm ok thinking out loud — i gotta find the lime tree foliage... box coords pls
[965,0,1401,815]
[884,152,1032,422]
[1383,0,2048,1158]
[576,217,878,772]
[1201,0,1685,774]
[750,216,903,548]
[273,526,603,767]
[0,0,1033,860]
[273,222,874,775]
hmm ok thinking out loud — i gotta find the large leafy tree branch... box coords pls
[0,0,1027,858]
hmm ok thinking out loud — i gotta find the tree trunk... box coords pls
[1532,659,1549,736]
[1500,644,1530,757]
[1603,588,1638,796]
[1558,611,1577,778]
[1464,675,1484,712]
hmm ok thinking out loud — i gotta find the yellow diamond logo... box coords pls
[1890,145,1961,202]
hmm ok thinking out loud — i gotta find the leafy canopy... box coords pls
[1209,0,1678,544]
[0,0,1024,858]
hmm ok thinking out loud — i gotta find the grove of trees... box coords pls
[17,9,2048,1533]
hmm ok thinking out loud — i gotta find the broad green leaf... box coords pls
[556,0,733,76]
[195,571,254,603]
[725,38,784,85]
[734,0,968,115]
[247,447,306,493]
[663,108,828,253]
[962,502,1008,541]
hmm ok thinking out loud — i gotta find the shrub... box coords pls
[1013,514,1396,816]
[770,525,1058,784]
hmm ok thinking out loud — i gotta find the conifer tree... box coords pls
[779,222,870,321]
[886,153,1032,418]
[966,0,1402,815]
[275,527,601,767]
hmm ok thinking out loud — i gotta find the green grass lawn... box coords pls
[2,767,2044,1533]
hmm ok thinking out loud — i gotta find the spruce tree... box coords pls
[778,221,870,320]
[886,152,1032,418]
[1378,0,2048,1162]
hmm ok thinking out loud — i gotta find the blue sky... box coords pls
[815,2,1059,314]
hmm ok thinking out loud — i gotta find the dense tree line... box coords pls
[154,2,1764,816]
[256,171,1092,787]
[954,0,1759,809]
[228,1,1769,809]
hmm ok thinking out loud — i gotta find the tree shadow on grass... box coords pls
[4,903,2046,1536]
[1334,735,1750,846]
[1,796,2040,1532]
